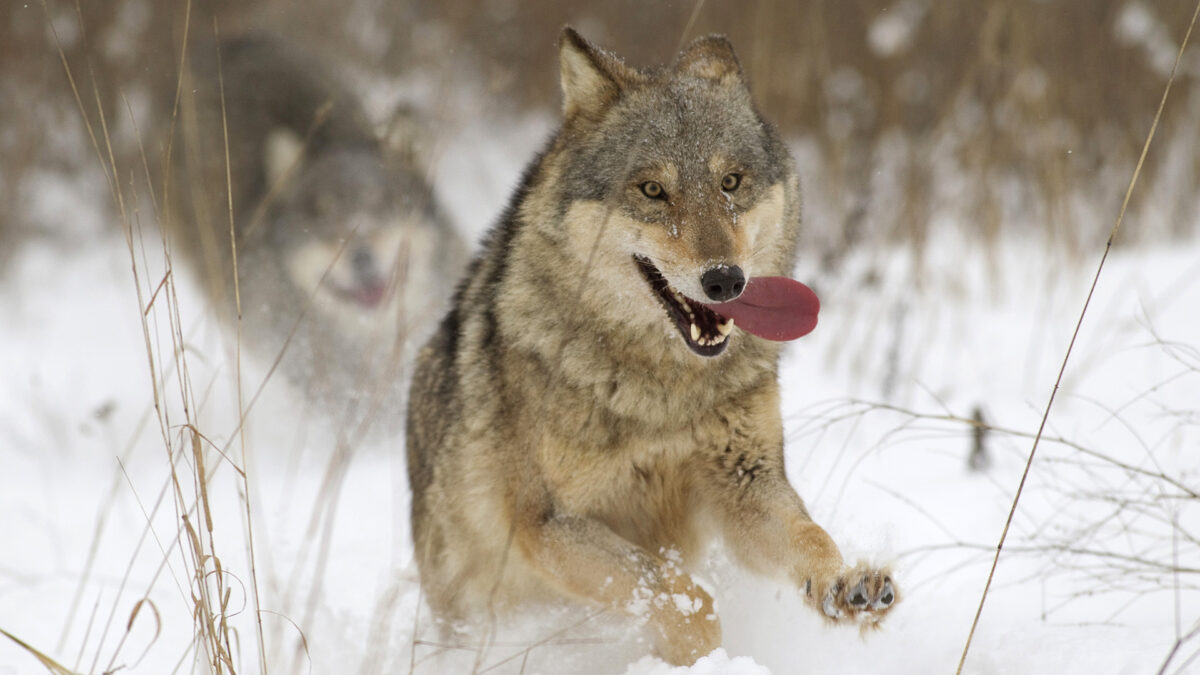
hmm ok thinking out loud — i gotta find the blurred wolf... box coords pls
[406,28,898,665]
[166,35,466,418]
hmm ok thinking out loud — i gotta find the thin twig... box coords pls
[956,2,1200,671]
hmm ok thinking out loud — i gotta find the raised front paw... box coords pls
[805,563,897,627]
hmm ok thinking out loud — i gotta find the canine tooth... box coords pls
[717,318,735,336]
[690,323,701,342]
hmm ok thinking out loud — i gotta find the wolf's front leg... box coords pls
[513,510,721,665]
[698,435,898,626]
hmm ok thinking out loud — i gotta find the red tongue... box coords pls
[709,276,820,341]
[337,279,388,309]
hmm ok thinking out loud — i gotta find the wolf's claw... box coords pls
[822,588,843,619]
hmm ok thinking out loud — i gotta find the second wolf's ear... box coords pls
[265,127,305,188]
[674,35,745,88]
[559,27,632,121]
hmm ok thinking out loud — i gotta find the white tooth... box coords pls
[690,323,701,342]
[717,318,735,336]
[712,333,727,345]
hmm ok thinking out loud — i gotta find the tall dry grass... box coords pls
[5,0,1198,260]
[3,1,1200,673]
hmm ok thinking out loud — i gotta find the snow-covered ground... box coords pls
[2,114,1199,675]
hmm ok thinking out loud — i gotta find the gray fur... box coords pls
[407,28,896,665]
[166,34,467,421]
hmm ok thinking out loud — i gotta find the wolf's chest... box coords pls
[537,429,720,554]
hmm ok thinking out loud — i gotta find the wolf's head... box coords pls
[253,127,453,330]
[531,28,814,358]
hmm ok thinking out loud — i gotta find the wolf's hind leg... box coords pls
[513,511,720,665]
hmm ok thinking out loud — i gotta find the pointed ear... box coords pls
[559,27,630,120]
[674,35,744,87]
[264,126,305,187]
[382,102,427,168]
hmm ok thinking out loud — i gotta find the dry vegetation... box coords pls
[4,1,1198,259]
[2,1,1200,673]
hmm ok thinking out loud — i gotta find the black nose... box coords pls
[351,246,379,279]
[701,265,745,302]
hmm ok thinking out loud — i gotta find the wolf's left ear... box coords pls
[559,27,633,121]
[674,35,745,88]
[382,102,429,168]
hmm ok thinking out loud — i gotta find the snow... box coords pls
[624,649,770,675]
[2,111,1200,675]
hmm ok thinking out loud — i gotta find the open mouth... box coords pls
[329,278,390,309]
[634,255,734,357]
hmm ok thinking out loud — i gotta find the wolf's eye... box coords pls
[721,173,741,192]
[640,181,666,200]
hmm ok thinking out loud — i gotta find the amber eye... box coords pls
[640,181,666,200]
[721,173,741,192]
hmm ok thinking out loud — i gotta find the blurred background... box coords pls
[3,2,1200,674]
[4,0,1198,264]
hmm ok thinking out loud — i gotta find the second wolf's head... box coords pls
[525,29,815,359]
[254,123,460,336]
[171,35,467,411]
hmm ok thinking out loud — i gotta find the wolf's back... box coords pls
[168,35,376,246]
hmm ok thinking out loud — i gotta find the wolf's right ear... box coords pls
[559,27,632,121]
[264,127,305,188]
[674,35,745,88]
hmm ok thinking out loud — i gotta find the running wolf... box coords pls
[167,35,466,413]
[406,28,897,665]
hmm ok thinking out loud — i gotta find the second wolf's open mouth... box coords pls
[330,279,389,309]
[634,255,734,357]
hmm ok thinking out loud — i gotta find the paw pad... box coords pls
[873,578,895,610]
[809,567,897,624]
[847,581,869,608]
